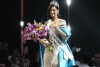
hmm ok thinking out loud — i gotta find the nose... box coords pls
[50,10,53,13]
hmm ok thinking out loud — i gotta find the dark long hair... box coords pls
[47,4,61,19]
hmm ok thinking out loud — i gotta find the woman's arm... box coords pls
[55,20,71,40]
[55,26,67,39]
[39,38,49,46]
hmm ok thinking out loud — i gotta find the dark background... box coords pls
[0,0,100,55]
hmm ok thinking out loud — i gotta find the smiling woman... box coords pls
[39,0,76,67]
[0,0,100,67]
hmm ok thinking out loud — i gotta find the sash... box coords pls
[49,29,74,65]
[47,20,74,65]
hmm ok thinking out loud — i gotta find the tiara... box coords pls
[50,0,59,7]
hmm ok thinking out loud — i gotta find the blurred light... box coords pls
[67,25,71,31]
[76,48,81,52]
[20,21,24,27]
[66,0,71,6]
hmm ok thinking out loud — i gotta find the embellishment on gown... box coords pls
[59,24,65,26]
[45,44,53,52]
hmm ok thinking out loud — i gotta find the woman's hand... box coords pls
[39,38,49,46]
[50,23,58,28]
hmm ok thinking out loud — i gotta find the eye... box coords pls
[53,9,56,11]
[50,7,57,12]
[50,9,56,12]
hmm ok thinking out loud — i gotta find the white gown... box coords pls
[40,19,76,67]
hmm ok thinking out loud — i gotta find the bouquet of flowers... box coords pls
[21,20,49,43]
[21,20,53,51]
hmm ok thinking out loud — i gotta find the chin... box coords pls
[51,16,55,18]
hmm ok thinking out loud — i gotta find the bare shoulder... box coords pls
[46,19,51,23]
[58,19,68,27]
[59,19,66,22]
[44,19,50,25]
[59,19,66,24]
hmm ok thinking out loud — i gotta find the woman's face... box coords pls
[49,6,59,18]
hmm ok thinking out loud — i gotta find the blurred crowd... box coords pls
[72,47,100,67]
[0,47,100,67]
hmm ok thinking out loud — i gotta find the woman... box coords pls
[39,0,76,67]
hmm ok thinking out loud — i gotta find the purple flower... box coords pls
[21,21,49,43]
